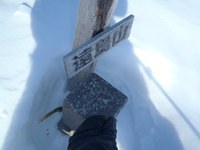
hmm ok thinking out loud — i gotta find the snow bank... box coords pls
[1,0,200,150]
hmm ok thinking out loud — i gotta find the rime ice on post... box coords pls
[58,73,128,133]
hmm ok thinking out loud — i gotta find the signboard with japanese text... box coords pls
[63,15,134,78]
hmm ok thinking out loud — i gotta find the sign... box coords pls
[63,15,134,78]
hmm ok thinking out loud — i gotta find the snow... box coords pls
[0,0,200,150]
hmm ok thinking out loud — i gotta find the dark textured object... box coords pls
[58,73,128,134]
[68,116,118,150]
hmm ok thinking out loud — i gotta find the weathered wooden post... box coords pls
[67,0,119,90]
[58,0,134,136]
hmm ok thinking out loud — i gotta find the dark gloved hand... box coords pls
[68,116,118,150]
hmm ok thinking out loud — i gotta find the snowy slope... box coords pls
[1,0,200,150]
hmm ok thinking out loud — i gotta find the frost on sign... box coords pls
[63,15,134,78]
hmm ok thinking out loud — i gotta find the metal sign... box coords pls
[63,15,134,78]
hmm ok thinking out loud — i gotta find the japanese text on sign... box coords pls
[64,15,134,78]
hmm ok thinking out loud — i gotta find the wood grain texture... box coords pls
[66,0,119,91]
[72,0,118,50]
[72,0,97,50]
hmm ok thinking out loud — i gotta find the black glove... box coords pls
[68,115,118,150]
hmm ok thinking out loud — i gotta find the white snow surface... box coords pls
[0,0,200,150]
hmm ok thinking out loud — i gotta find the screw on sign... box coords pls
[64,15,134,78]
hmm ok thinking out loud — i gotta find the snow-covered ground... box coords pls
[0,0,200,150]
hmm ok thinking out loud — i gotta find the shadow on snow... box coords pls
[3,0,185,150]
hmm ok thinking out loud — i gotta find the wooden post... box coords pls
[59,0,134,134]
[63,15,134,78]
[67,0,118,91]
